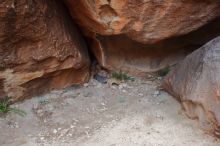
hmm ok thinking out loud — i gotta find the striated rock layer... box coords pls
[65,0,220,75]
[163,37,220,137]
[0,0,90,101]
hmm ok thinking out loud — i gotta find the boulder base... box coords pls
[0,0,90,101]
[163,37,220,137]
[65,0,220,74]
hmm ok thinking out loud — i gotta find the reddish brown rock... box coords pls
[163,37,220,137]
[0,0,90,101]
[65,0,220,43]
[87,18,220,75]
[65,0,220,74]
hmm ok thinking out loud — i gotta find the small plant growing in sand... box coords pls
[0,96,26,117]
[157,67,170,77]
[112,71,135,81]
[39,99,49,105]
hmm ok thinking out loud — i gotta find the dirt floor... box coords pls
[0,76,220,146]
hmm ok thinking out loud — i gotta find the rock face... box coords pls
[88,20,220,75]
[65,0,220,43]
[0,0,90,101]
[65,0,220,75]
[163,37,220,137]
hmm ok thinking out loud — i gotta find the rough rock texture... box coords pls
[163,37,220,137]
[65,0,220,75]
[0,0,90,101]
[88,19,220,75]
[65,0,220,43]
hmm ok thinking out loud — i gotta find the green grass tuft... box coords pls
[157,67,170,77]
[112,71,135,81]
[0,96,26,117]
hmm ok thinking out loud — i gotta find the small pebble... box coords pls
[68,133,73,137]
[153,90,160,97]
[119,85,123,90]
[122,89,127,93]
[138,93,144,97]
[53,129,58,134]
[101,102,106,106]
[157,77,162,80]
[111,86,117,90]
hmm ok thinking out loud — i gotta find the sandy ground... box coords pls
[0,76,219,146]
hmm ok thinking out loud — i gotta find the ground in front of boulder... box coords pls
[0,76,219,146]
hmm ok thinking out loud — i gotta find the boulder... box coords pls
[65,0,220,43]
[163,37,220,137]
[65,0,220,75]
[0,0,90,101]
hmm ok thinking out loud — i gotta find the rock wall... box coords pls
[65,0,220,75]
[163,37,220,137]
[0,0,90,101]
[88,18,220,75]
[65,0,220,43]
